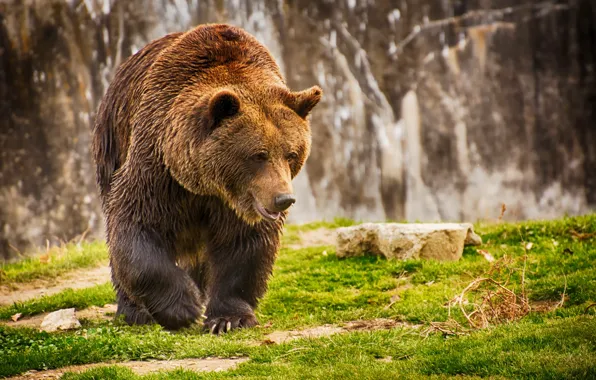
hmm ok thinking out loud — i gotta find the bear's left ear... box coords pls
[208,89,241,129]
[286,86,323,119]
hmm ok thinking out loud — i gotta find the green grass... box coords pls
[1,214,595,379]
[0,241,108,284]
[11,315,593,379]
[0,282,115,320]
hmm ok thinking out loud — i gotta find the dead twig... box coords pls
[275,347,309,360]
[383,295,400,310]
[521,247,528,302]
[77,228,91,245]
[555,274,567,310]
[498,203,507,221]
[570,230,596,241]
[8,243,24,258]
[422,319,468,338]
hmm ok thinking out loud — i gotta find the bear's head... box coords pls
[165,84,322,224]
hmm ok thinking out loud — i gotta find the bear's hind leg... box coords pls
[111,226,203,330]
[116,288,154,325]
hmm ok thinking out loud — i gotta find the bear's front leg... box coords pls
[203,224,279,334]
[110,226,203,330]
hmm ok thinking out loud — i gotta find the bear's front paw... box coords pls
[204,314,258,335]
[152,291,202,330]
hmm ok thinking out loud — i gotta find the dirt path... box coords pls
[0,265,111,306]
[1,304,118,328]
[263,318,422,344]
[3,305,420,342]
[288,228,336,250]
[7,357,249,379]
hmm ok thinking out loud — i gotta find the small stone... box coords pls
[40,308,81,332]
[464,228,483,246]
[335,223,483,261]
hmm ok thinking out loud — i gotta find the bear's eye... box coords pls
[252,152,269,162]
[287,152,298,161]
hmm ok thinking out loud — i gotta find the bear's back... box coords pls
[92,31,183,201]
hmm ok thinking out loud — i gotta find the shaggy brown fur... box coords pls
[92,24,322,332]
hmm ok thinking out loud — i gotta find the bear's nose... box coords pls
[274,194,296,211]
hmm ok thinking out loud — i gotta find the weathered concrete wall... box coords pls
[1,0,594,258]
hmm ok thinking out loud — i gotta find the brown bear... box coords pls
[92,23,322,333]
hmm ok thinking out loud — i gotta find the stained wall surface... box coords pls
[1,0,594,258]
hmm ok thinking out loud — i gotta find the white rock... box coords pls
[40,308,81,332]
[335,223,482,261]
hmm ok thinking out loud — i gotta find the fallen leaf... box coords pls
[261,339,276,345]
[11,313,22,322]
[476,249,495,262]
[38,253,50,264]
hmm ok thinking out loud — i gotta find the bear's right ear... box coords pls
[207,90,241,130]
[285,86,323,119]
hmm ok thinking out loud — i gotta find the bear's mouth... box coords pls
[253,200,281,221]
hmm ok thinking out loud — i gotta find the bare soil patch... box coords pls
[264,325,344,344]
[288,228,336,249]
[263,318,421,344]
[342,318,421,331]
[0,265,111,306]
[7,357,248,379]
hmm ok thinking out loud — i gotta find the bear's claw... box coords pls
[204,314,258,335]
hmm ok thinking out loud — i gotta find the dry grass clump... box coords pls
[447,254,531,330]
[423,254,532,337]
